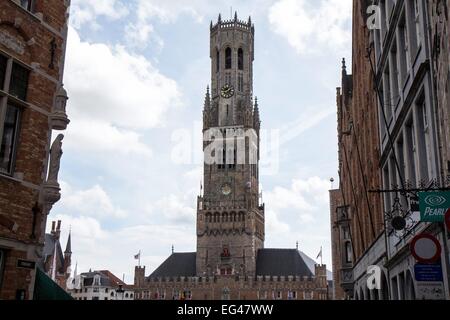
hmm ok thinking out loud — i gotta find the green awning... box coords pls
[33,268,73,300]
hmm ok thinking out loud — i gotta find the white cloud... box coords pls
[70,0,129,29]
[58,181,127,219]
[63,27,181,159]
[156,194,196,224]
[124,0,204,49]
[64,120,152,157]
[65,27,181,130]
[264,176,331,264]
[268,0,352,55]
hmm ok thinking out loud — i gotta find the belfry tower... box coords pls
[196,13,265,277]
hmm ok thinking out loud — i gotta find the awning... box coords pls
[33,268,73,300]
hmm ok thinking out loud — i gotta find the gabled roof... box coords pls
[149,253,197,278]
[255,249,313,277]
[41,234,64,270]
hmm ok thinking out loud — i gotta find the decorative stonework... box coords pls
[51,85,70,130]
[41,134,64,214]
[0,28,25,55]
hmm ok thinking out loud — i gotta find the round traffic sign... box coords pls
[410,234,442,264]
[445,209,450,231]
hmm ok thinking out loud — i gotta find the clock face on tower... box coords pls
[220,84,235,99]
[221,184,232,196]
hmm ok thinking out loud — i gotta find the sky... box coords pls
[47,0,352,283]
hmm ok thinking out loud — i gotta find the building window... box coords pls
[238,74,244,92]
[345,241,353,264]
[105,288,109,293]
[92,297,99,300]
[93,275,101,286]
[225,47,232,69]
[216,49,220,73]
[0,55,7,90]
[0,55,29,175]
[389,41,399,107]
[0,104,21,174]
[225,73,231,85]
[20,0,34,11]
[238,48,244,70]
[10,63,30,101]
[415,96,430,182]
[104,297,108,300]
[93,288,99,293]
[397,12,410,85]
[0,250,4,289]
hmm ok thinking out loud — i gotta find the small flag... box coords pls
[316,247,323,260]
[134,252,140,260]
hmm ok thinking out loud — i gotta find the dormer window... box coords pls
[93,275,101,286]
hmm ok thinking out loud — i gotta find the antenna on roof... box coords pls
[172,245,174,254]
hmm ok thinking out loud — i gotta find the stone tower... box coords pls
[196,13,265,277]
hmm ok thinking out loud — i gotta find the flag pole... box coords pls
[139,250,141,267]
[321,246,323,266]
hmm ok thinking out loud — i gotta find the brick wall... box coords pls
[0,0,69,299]
[336,0,384,265]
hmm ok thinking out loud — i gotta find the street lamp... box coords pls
[116,284,125,300]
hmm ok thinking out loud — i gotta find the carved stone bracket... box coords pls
[41,181,61,215]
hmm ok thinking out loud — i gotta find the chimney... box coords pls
[51,221,56,234]
[55,220,61,239]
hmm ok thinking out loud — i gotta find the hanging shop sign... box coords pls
[419,192,450,222]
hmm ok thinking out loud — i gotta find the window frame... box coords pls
[0,103,22,175]
[225,47,232,70]
[238,48,244,70]
[0,250,5,290]
[0,52,30,176]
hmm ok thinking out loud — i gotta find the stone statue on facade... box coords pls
[47,134,64,184]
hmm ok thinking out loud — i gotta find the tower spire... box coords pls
[65,229,72,254]
[342,58,347,76]
[234,11,238,22]
[204,86,211,109]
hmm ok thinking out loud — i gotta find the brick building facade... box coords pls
[331,0,385,299]
[0,0,70,300]
[331,0,450,300]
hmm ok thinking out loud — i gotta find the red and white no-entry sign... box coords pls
[410,234,442,264]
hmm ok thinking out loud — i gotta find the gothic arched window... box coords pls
[238,48,244,70]
[225,47,232,69]
[216,49,220,72]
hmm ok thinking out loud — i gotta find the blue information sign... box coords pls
[414,264,444,282]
